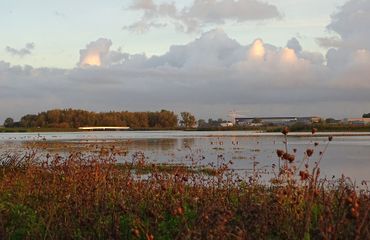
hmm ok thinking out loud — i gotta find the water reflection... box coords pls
[0,132,369,181]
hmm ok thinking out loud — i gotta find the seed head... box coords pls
[281,127,289,135]
[306,149,314,157]
[299,171,309,180]
[146,233,154,240]
[283,153,295,162]
[177,207,184,215]
[131,228,140,238]
[276,149,284,158]
[287,154,295,163]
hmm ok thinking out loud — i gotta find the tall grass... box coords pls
[0,131,369,239]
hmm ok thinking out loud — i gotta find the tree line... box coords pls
[2,109,196,129]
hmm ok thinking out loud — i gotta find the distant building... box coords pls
[297,116,321,124]
[235,116,321,126]
[325,118,342,124]
[235,117,297,126]
[220,122,234,127]
[78,126,130,131]
[345,118,370,126]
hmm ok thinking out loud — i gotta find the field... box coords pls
[0,132,369,239]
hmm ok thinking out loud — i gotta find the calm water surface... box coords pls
[1,131,369,181]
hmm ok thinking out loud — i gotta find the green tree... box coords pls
[180,112,196,128]
[3,117,14,128]
[363,113,370,118]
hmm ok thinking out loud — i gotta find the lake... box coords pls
[1,131,369,182]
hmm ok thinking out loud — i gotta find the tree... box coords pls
[207,118,225,127]
[13,108,179,129]
[180,112,196,128]
[197,119,207,128]
[252,118,262,124]
[325,118,338,124]
[363,113,370,118]
[157,110,178,128]
[3,117,14,128]
[20,114,37,128]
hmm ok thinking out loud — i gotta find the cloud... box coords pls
[5,43,35,57]
[316,36,342,48]
[1,1,370,121]
[327,0,370,50]
[286,37,302,53]
[54,10,66,18]
[78,38,128,67]
[125,0,281,33]
[317,0,370,51]
[319,0,370,76]
[145,29,243,69]
[2,26,370,123]
[131,0,156,10]
[286,38,324,65]
[122,20,167,33]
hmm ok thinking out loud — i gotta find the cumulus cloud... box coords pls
[318,0,370,51]
[286,38,324,65]
[5,43,35,57]
[327,0,370,50]
[286,38,302,53]
[320,0,370,82]
[78,38,129,67]
[125,0,281,33]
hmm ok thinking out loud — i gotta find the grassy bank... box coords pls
[0,127,78,133]
[0,127,185,132]
[0,135,369,239]
[268,124,370,133]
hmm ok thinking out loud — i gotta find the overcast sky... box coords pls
[1,0,370,122]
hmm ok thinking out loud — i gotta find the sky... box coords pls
[0,0,369,122]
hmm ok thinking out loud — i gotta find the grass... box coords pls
[0,127,78,133]
[0,131,369,239]
[269,123,370,133]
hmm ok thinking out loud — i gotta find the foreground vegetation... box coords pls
[0,133,369,239]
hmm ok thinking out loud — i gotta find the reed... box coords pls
[0,131,369,239]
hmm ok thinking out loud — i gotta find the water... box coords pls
[0,131,369,181]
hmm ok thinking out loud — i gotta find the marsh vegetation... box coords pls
[0,130,369,239]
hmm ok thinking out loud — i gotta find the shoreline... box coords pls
[3,124,370,134]
[1,130,370,141]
